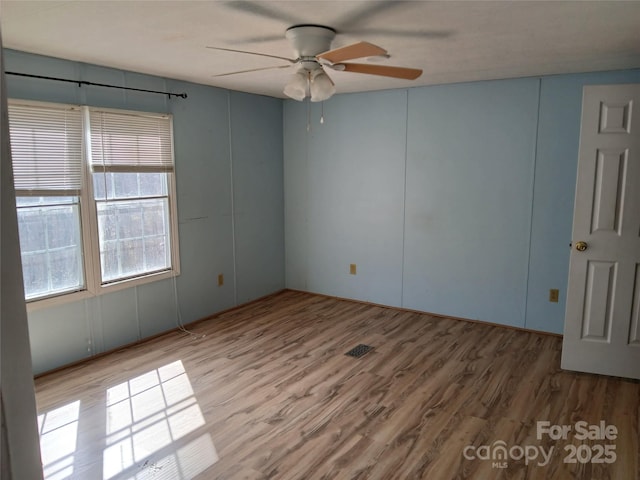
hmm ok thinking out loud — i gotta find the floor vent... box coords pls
[345,344,374,358]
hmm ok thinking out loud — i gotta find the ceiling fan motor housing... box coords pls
[286,25,336,59]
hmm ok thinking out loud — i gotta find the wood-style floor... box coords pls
[34,290,639,480]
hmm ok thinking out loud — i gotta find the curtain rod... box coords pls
[6,71,188,99]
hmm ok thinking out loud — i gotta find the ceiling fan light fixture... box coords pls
[283,71,308,101]
[310,69,336,102]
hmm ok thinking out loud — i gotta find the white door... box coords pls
[562,84,640,380]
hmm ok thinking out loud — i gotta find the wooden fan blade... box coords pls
[317,41,387,64]
[341,63,422,80]
[206,46,295,63]
[213,64,292,78]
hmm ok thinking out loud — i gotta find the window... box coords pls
[93,173,171,283]
[89,109,175,285]
[8,100,179,306]
[16,195,84,300]
[10,102,86,300]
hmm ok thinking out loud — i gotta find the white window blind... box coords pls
[89,109,174,173]
[8,103,84,194]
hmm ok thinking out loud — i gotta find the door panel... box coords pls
[562,84,640,379]
[581,261,615,340]
[591,149,626,234]
[598,100,632,133]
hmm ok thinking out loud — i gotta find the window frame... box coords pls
[15,194,88,302]
[9,99,180,312]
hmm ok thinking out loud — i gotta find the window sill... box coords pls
[25,269,180,313]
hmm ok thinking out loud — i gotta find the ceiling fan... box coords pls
[207,24,423,102]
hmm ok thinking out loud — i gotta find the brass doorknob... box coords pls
[575,241,588,252]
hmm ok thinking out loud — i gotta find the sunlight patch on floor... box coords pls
[103,360,212,479]
[38,400,80,480]
[37,359,217,480]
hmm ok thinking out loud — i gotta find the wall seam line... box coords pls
[400,89,409,308]
[523,77,543,329]
[227,91,238,305]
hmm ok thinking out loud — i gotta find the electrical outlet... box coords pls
[349,264,357,275]
[549,289,559,303]
[218,274,224,286]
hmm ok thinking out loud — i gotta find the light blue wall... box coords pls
[284,69,640,334]
[5,50,285,374]
[404,78,539,327]
[285,90,407,306]
[230,92,284,305]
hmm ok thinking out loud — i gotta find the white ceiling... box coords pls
[2,1,640,99]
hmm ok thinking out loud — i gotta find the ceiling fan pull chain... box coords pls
[320,102,325,124]
[307,96,311,132]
